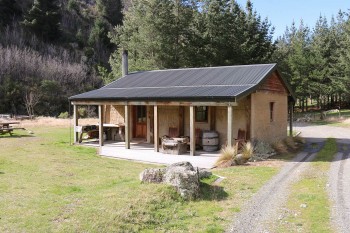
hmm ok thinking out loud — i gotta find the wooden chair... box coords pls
[195,128,202,148]
[235,129,246,149]
[168,127,179,138]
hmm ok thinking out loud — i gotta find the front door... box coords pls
[133,106,147,138]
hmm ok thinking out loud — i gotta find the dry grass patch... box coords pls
[215,145,238,168]
[19,116,98,127]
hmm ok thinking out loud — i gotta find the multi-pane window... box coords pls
[195,106,208,122]
[137,106,146,123]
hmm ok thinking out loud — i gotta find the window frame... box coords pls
[195,106,208,123]
[269,102,275,122]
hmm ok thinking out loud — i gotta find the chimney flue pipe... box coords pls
[122,50,128,77]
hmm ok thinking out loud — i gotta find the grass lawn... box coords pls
[0,125,280,232]
[276,138,337,233]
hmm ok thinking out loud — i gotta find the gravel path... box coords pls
[295,123,350,232]
[226,151,317,233]
[294,122,350,144]
[227,123,350,233]
[328,151,350,233]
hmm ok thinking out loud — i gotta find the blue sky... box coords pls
[235,0,349,40]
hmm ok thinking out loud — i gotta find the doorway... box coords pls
[133,106,147,138]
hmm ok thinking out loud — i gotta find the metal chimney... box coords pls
[122,50,128,77]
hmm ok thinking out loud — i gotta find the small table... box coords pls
[103,124,125,141]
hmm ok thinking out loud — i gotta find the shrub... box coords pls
[272,140,288,154]
[215,145,238,167]
[241,141,254,160]
[254,140,275,155]
[78,107,87,118]
[58,111,69,119]
[284,136,298,151]
[294,136,305,144]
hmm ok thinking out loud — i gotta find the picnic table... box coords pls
[0,121,25,136]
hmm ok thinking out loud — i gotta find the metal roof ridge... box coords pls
[136,63,277,73]
[103,84,255,89]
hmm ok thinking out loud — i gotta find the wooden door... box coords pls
[133,106,147,138]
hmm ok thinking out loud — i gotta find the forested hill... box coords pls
[0,0,277,117]
[0,0,124,116]
[1,0,350,117]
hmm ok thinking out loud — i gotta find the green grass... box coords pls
[0,126,280,232]
[277,138,337,233]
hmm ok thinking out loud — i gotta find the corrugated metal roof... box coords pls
[70,64,280,101]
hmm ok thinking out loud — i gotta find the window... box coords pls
[195,106,208,122]
[270,102,274,122]
[136,106,146,123]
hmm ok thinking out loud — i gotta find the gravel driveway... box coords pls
[296,123,350,233]
[227,151,319,233]
[227,123,350,233]
[328,151,350,233]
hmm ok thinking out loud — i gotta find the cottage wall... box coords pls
[251,92,288,142]
[250,71,289,142]
[182,98,249,148]
[158,106,180,137]
[214,98,250,147]
[106,105,125,124]
[184,107,210,136]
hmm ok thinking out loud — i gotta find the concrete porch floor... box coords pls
[82,140,220,169]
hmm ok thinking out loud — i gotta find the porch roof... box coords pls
[70,63,287,102]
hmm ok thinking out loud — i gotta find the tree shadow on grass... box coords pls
[0,134,34,139]
[199,182,228,201]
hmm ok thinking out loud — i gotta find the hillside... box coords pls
[0,0,123,116]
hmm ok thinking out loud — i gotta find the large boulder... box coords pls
[163,162,200,200]
[139,168,165,183]
[139,162,201,200]
[198,168,212,179]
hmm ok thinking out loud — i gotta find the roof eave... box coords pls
[69,96,237,103]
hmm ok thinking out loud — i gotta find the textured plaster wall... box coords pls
[251,92,288,142]
[215,98,249,147]
[108,105,125,124]
[158,106,180,137]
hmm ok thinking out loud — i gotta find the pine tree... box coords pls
[309,16,332,106]
[287,21,312,111]
[110,0,198,77]
[22,0,61,42]
[338,12,350,99]
[240,0,275,64]
[96,0,123,26]
[0,0,21,28]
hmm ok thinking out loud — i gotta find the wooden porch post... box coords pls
[154,105,159,152]
[98,105,104,147]
[227,105,233,147]
[124,104,130,149]
[190,106,195,156]
[73,104,79,144]
[289,102,294,137]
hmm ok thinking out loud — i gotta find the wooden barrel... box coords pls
[202,131,219,152]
